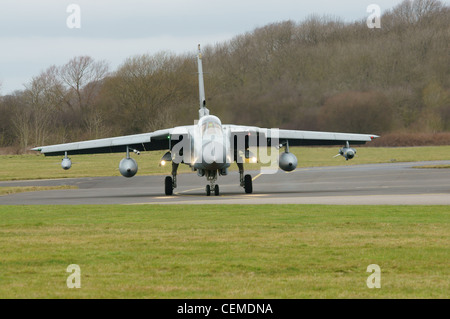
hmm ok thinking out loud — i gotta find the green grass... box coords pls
[1,145,449,181]
[413,165,450,169]
[0,186,78,196]
[0,205,448,298]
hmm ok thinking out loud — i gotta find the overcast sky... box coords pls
[0,0,447,94]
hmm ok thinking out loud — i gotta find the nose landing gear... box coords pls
[206,184,219,196]
[205,170,219,196]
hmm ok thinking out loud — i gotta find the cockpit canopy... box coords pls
[199,116,223,136]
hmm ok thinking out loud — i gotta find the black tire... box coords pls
[244,174,253,194]
[165,176,173,195]
[206,185,211,196]
[214,184,219,196]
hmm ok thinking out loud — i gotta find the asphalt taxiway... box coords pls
[1,161,449,205]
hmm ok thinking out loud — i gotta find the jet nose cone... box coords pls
[203,154,216,164]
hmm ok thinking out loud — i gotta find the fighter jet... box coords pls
[32,45,379,196]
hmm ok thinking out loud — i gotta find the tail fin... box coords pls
[197,44,209,119]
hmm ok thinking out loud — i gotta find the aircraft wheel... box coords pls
[244,174,253,194]
[206,185,211,196]
[165,176,173,195]
[214,184,219,196]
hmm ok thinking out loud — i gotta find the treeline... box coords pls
[0,0,449,152]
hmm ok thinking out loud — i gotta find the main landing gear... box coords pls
[164,162,178,196]
[237,162,252,194]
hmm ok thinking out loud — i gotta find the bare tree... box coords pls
[0,95,18,147]
[23,66,64,146]
[59,56,109,112]
[59,56,109,137]
[412,0,443,19]
[105,52,182,133]
[10,92,32,151]
[390,0,443,24]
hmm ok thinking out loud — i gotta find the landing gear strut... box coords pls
[164,162,179,196]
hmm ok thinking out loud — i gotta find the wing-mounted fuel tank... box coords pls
[61,152,72,170]
[119,147,139,178]
[278,141,298,172]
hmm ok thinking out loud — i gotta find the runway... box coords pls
[1,161,450,205]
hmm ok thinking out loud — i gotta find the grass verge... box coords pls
[413,165,450,169]
[0,186,78,196]
[0,204,448,298]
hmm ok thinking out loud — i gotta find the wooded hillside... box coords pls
[1,0,449,152]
